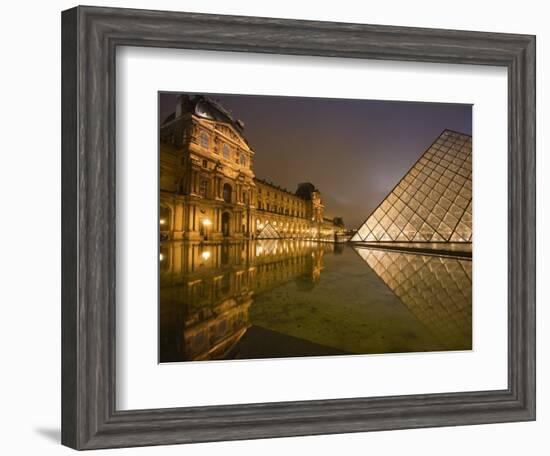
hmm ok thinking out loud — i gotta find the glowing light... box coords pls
[202,218,212,227]
[159,219,166,225]
[201,251,211,260]
[159,253,164,261]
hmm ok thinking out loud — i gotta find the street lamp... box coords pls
[202,218,212,241]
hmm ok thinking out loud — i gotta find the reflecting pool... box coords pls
[159,240,472,362]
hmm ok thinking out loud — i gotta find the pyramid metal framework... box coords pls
[256,222,281,239]
[352,130,472,243]
[355,247,472,350]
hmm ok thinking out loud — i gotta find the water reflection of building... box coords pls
[354,247,472,350]
[159,95,345,242]
[160,240,331,362]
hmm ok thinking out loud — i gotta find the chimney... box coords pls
[175,94,192,118]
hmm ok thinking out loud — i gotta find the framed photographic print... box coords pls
[61,5,536,450]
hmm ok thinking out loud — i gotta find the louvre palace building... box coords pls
[159,95,345,242]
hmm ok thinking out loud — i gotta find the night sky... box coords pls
[159,93,472,229]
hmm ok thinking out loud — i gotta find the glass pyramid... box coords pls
[256,222,281,239]
[354,247,472,350]
[352,129,472,243]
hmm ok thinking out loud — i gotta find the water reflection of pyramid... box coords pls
[257,222,281,239]
[355,247,472,350]
[352,130,472,243]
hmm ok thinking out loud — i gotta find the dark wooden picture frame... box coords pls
[61,5,536,450]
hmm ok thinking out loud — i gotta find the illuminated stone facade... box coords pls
[159,95,344,242]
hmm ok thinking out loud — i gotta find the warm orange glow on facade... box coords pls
[159,95,346,242]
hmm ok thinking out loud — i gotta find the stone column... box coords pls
[174,202,184,239]
[209,177,214,199]
[183,204,190,231]
[189,171,195,194]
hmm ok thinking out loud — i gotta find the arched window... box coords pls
[222,143,230,160]
[199,180,208,198]
[200,132,209,148]
[223,183,232,203]
[159,205,172,241]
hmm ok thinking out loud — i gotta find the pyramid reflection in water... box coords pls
[352,130,472,243]
[355,247,472,350]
